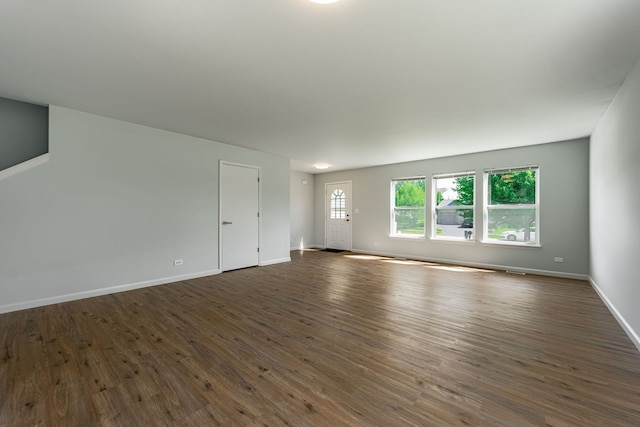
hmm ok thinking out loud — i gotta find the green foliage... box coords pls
[445,172,536,228]
[451,171,536,207]
[490,170,536,204]
[488,208,536,232]
[393,172,536,236]
[453,176,474,206]
[393,179,425,234]
[394,209,425,234]
[394,180,425,207]
[485,171,537,233]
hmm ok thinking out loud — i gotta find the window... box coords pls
[391,177,425,237]
[484,166,539,245]
[330,189,346,219]
[432,172,475,240]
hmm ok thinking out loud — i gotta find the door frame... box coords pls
[219,160,262,271]
[324,180,353,250]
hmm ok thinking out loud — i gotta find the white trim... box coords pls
[294,245,325,250]
[288,246,324,252]
[481,240,542,248]
[391,176,427,182]
[484,164,539,174]
[392,177,426,237]
[0,269,221,315]
[432,170,475,179]
[589,277,640,352]
[260,257,291,266]
[389,234,426,240]
[0,153,50,181]
[290,245,321,251]
[487,204,537,210]
[431,173,475,240]
[483,166,540,246]
[430,236,478,244]
[350,247,589,280]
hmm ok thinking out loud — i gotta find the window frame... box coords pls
[431,171,476,242]
[390,176,426,239]
[483,165,540,246]
[329,188,346,219]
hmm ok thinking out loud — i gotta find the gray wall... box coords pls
[314,139,590,277]
[590,57,640,347]
[290,171,315,250]
[0,106,290,312]
[0,97,48,171]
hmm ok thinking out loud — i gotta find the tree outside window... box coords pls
[391,178,425,237]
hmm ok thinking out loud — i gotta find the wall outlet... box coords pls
[554,257,564,263]
[174,259,183,266]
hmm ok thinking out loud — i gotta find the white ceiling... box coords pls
[2,1,640,173]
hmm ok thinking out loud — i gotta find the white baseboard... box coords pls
[2,258,292,314]
[0,269,221,315]
[289,245,323,251]
[589,277,640,352]
[350,248,589,281]
[260,257,291,267]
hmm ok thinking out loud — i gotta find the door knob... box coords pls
[222,221,233,225]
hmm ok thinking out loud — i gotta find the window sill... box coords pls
[431,237,477,244]
[389,234,425,240]
[481,240,541,248]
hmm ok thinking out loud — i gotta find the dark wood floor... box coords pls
[2,250,640,426]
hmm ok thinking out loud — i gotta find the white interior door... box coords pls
[220,163,260,271]
[325,181,352,250]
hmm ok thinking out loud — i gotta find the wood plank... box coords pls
[1,250,639,425]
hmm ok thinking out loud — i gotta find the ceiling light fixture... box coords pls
[313,163,331,170]
[309,0,340,4]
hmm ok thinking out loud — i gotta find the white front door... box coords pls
[325,181,352,250]
[220,162,260,271]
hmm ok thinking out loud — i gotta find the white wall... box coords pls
[0,106,290,313]
[314,139,590,277]
[290,171,315,250]
[590,58,640,349]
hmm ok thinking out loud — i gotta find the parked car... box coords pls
[459,221,473,228]
[501,228,536,241]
